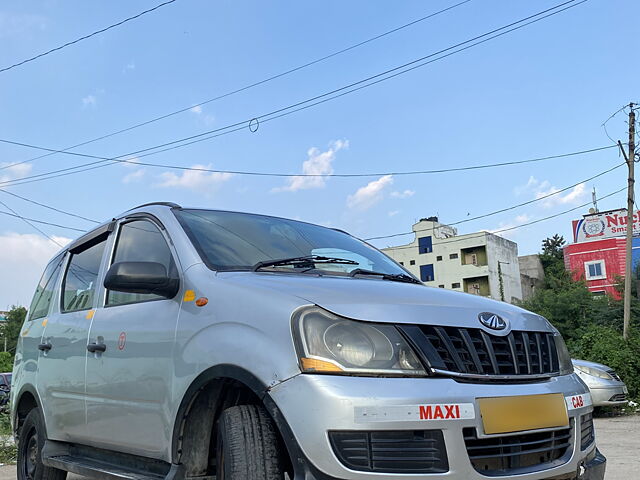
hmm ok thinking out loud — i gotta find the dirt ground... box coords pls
[0,415,637,479]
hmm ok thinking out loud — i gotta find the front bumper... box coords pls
[270,374,604,480]
[589,384,628,407]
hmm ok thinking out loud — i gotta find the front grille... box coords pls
[399,325,559,380]
[607,369,622,382]
[581,413,594,449]
[329,430,448,473]
[608,393,627,402]
[463,426,572,476]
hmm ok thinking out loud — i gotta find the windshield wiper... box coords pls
[349,268,422,284]
[253,255,359,271]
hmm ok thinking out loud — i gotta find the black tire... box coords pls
[216,405,284,480]
[17,409,66,480]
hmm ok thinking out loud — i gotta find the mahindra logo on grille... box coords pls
[478,312,507,331]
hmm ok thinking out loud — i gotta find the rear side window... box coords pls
[27,254,64,321]
[62,240,107,312]
[106,219,174,306]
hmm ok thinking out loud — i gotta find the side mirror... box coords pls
[104,262,179,299]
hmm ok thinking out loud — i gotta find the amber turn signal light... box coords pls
[300,357,343,372]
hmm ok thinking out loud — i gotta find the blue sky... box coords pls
[0,0,638,307]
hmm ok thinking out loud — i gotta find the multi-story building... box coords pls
[382,217,523,303]
[564,208,640,298]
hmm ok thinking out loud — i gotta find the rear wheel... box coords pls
[17,409,66,480]
[216,405,284,480]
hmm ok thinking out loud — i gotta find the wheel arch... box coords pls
[171,364,297,477]
[13,385,43,437]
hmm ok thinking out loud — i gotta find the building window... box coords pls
[438,284,445,288]
[436,255,443,261]
[591,291,606,297]
[449,253,458,260]
[451,282,461,289]
[419,264,434,282]
[584,260,606,280]
[410,260,416,265]
[418,236,433,254]
[399,261,404,266]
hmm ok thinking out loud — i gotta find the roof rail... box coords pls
[129,201,181,210]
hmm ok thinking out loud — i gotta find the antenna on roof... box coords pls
[592,187,599,213]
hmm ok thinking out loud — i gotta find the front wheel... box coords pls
[216,404,284,480]
[17,409,66,480]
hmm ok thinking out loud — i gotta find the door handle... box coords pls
[87,342,106,353]
[37,342,52,352]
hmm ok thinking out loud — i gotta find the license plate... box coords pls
[478,394,569,434]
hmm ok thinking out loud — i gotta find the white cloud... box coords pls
[82,95,96,107]
[347,175,394,211]
[517,176,588,208]
[0,162,32,184]
[391,189,415,199]
[0,232,72,309]
[388,210,400,217]
[272,139,348,192]
[123,61,135,73]
[189,105,214,126]
[156,164,233,192]
[488,214,531,239]
[123,168,145,183]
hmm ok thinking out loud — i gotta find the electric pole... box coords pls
[621,103,636,341]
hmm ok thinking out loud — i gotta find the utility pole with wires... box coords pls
[618,103,636,341]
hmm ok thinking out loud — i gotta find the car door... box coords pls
[36,232,110,443]
[85,217,182,458]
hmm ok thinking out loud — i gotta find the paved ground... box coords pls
[0,415,637,479]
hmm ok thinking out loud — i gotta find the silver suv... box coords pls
[12,203,605,480]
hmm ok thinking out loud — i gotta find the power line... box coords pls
[0,143,619,187]
[0,189,99,223]
[0,0,178,74]
[364,163,623,241]
[0,199,69,248]
[0,159,624,251]
[0,0,587,187]
[367,187,627,249]
[0,0,474,172]
[0,208,86,233]
[449,162,624,226]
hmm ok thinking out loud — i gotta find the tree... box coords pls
[519,236,595,341]
[1,306,26,354]
[541,234,565,259]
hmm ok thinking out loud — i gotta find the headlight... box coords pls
[292,306,426,376]
[554,334,574,376]
[574,364,613,380]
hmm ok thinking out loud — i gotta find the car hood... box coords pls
[219,271,554,333]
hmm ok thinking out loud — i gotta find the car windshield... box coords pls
[174,209,407,276]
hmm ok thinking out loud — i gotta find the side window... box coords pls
[106,220,174,306]
[62,241,107,313]
[28,255,65,321]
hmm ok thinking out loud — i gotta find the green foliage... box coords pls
[0,353,13,374]
[520,235,640,401]
[541,234,565,259]
[1,306,26,355]
[568,325,640,399]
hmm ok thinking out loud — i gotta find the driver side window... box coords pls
[106,219,174,306]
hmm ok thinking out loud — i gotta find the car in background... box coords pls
[573,359,628,407]
[0,372,12,389]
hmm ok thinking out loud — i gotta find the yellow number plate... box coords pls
[478,394,569,434]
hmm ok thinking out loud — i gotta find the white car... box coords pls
[573,359,628,407]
